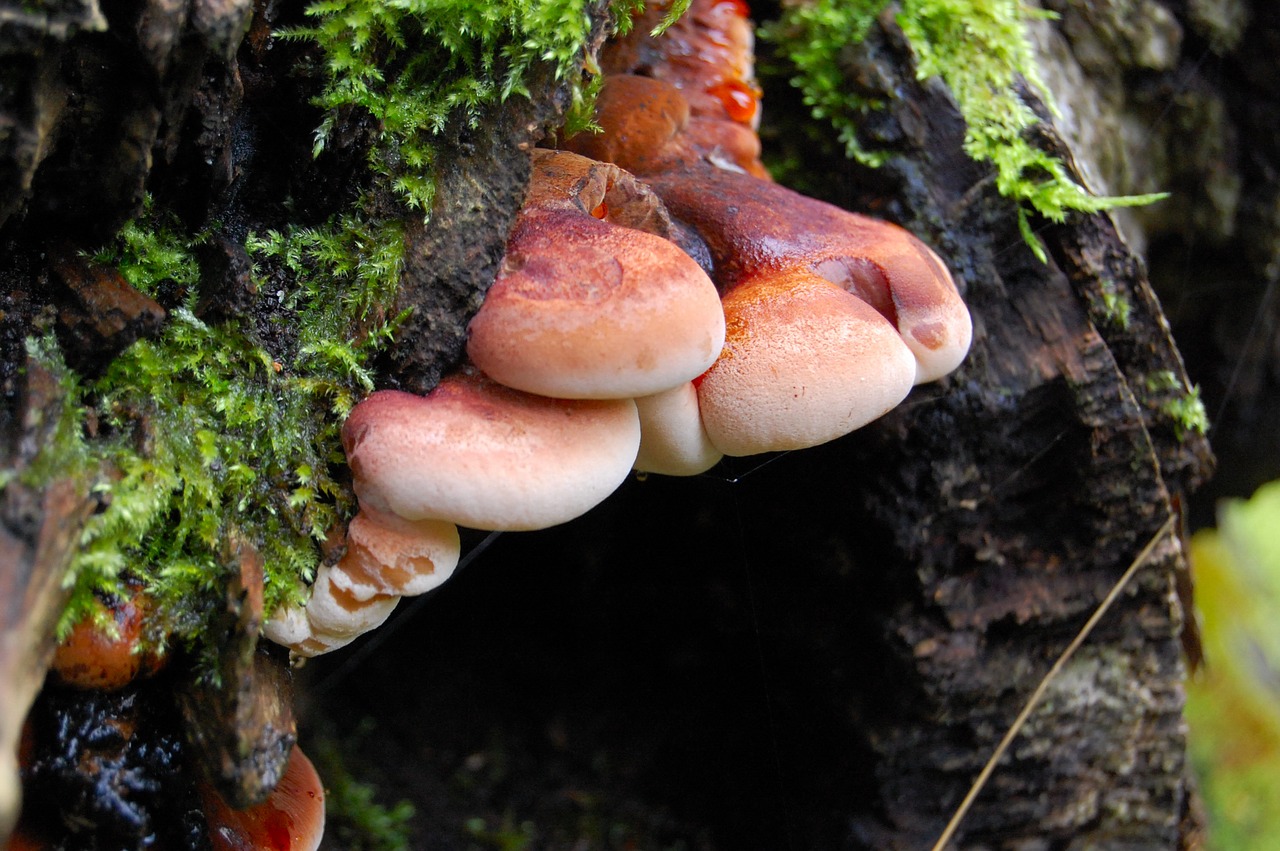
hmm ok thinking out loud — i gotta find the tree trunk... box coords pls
[4,0,1275,848]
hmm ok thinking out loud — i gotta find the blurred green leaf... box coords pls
[1186,480,1280,848]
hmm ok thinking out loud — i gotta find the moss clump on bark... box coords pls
[762,0,1166,259]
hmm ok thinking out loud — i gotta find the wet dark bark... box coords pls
[787,12,1215,845]
[4,0,1277,848]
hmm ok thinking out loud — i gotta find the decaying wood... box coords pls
[176,539,296,810]
[0,0,1262,847]
[795,9,1214,848]
[0,356,100,839]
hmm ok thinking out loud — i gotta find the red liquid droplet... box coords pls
[713,0,750,18]
[706,80,760,124]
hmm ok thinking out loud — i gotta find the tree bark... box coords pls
[4,0,1275,848]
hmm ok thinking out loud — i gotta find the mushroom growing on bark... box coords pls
[467,149,724,400]
[265,369,642,656]
[200,744,325,851]
[564,0,971,455]
[342,370,641,532]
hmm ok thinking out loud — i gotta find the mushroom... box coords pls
[564,65,970,454]
[326,507,461,601]
[696,269,917,456]
[647,163,973,386]
[50,590,166,691]
[633,381,724,476]
[201,744,325,851]
[467,150,725,400]
[342,369,641,532]
[565,74,765,180]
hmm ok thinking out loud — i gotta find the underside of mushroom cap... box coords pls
[304,564,401,644]
[342,372,642,531]
[330,507,461,600]
[697,270,918,456]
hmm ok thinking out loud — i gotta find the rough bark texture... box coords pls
[2,0,1276,848]
[0,357,99,839]
[809,15,1211,844]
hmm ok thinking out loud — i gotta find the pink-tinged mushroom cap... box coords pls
[468,151,724,400]
[649,166,972,386]
[329,507,461,600]
[697,270,917,456]
[343,371,642,531]
[633,381,723,476]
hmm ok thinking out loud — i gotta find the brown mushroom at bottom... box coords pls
[49,589,166,691]
[201,744,325,851]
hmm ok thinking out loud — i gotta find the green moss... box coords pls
[313,737,416,851]
[465,814,537,851]
[1099,280,1132,330]
[1146,369,1209,439]
[33,204,404,662]
[287,0,649,213]
[763,0,1166,260]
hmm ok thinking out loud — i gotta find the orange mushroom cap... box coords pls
[50,591,164,691]
[202,744,325,851]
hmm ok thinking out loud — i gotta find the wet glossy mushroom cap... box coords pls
[468,151,725,400]
[203,744,325,851]
[696,269,917,456]
[343,371,642,531]
[633,381,723,476]
[599,0,762,129]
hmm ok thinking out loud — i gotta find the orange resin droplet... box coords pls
[713,0,751,18]
[707,79,760,124]
[591,201,609,219]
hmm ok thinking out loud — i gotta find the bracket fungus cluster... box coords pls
[264,0,972,657]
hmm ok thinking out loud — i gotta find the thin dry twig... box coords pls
[930,515,1178,851]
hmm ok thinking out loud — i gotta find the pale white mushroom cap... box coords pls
[304,564,400,642]
[328,508,460,601]
[633,381,723,476]
[262,603,311,649]
[343,371,642,531]
[697,271,917,456]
